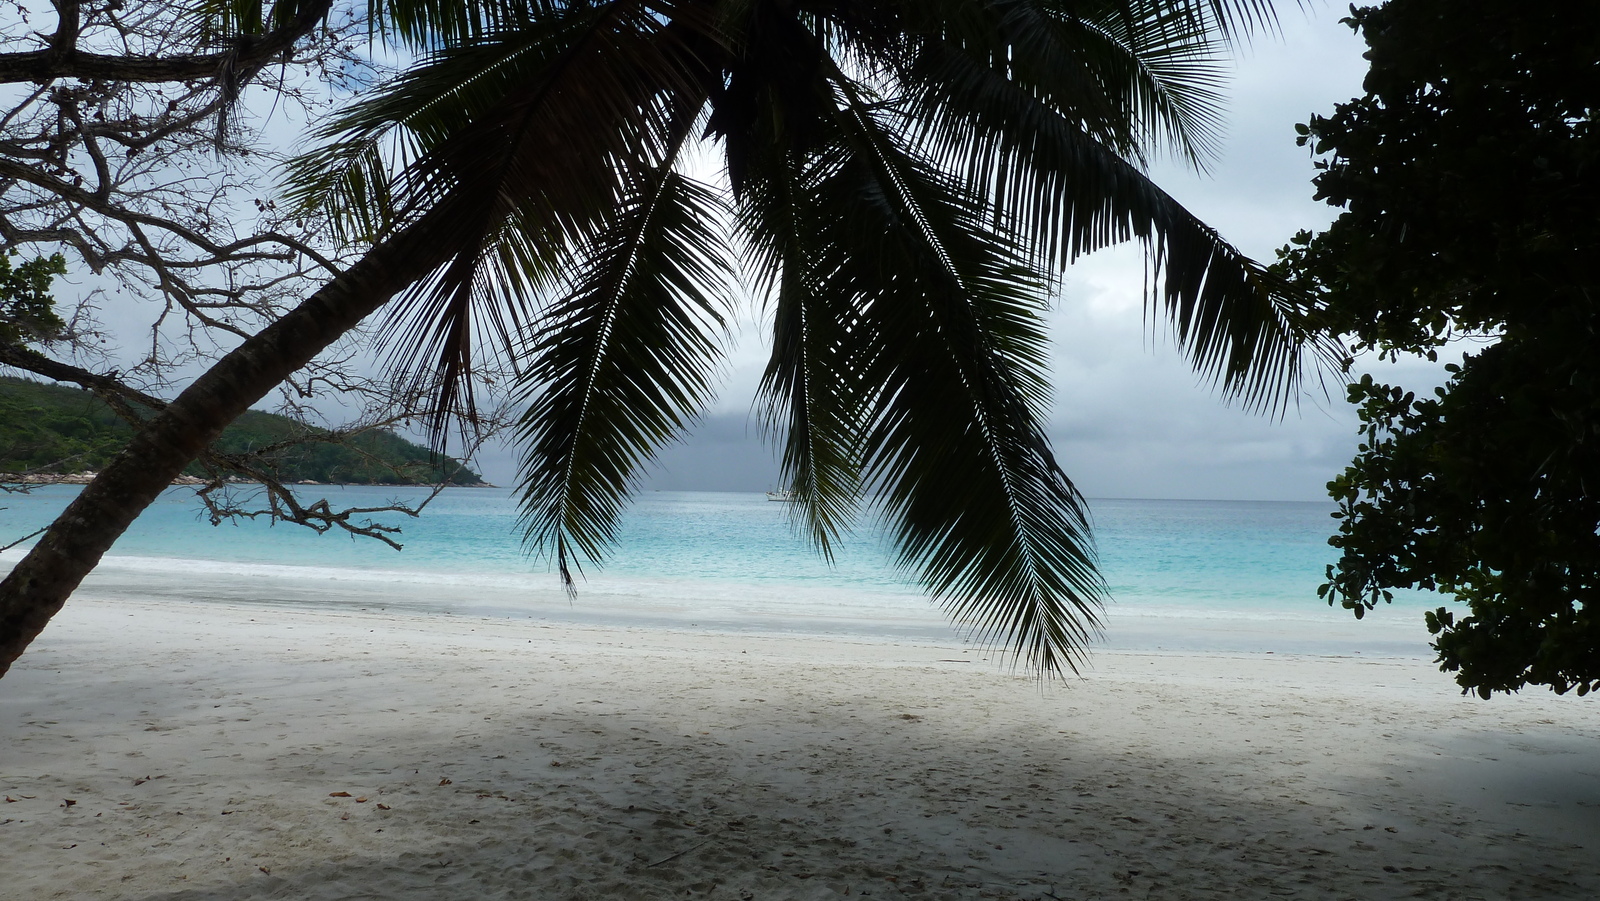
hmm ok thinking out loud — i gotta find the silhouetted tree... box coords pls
[1,1,1324,678]
[1283,0,1600,696]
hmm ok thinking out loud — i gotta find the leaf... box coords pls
[816,84,1104,676]
[516,163,732,586]
[356,2,714,440]
[328,791,353,797]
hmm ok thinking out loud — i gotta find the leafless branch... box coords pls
[0,1,335,86]
[0,2,516,547]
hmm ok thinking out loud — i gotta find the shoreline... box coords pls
[37,548,1440,662]
[3,593,1597,899]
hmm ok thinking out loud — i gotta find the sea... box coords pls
[0,485,1435,660]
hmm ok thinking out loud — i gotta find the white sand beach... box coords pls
[3,593,1597,900]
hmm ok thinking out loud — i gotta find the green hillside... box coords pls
[0,376,484,485]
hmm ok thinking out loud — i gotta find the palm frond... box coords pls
[365,0,544,47]
[283,6,634,242]
[368,1,714,437]
[1110,0,1235,163]
[893,0,1227,169]
[704,8,867,555]
[742,156,868,561]
[1049,0,1232,167]
[1073,0,1283,44]
[517,164,733,588]
[817,80,1106,677]
[190,0,333,36]
[901,37,1330,412]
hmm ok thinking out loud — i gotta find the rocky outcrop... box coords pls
[2,471,207,486]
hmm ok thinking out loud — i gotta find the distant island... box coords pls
[0,376,485,486]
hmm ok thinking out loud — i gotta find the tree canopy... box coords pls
[0,252,67,348]
[0,376,482,487]
[1281,0,1600,696]
[0,1,1325,679]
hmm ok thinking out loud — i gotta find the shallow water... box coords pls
[1,485,1432,657]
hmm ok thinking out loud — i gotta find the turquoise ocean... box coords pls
[0,486,1433,659]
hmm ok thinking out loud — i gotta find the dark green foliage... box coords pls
[0,377,126,472]
[0,377,483,486]
[0,252,67,348]
[208,410,486,486]
[1282,0,1600,695]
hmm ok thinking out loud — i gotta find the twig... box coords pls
[1,525,47,553]
[647,837,715,868]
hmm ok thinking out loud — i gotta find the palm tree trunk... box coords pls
[0,218,451,678]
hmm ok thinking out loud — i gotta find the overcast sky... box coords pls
[553,6,1434,502]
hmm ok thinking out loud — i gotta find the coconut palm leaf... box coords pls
[366,0,545,46]
[902,28,1325,411]
[713,21,868,558]
[349,2,711,433]
[287,1,701,238]
[516,160,733,586]
[891,0,1229,167]
[284,10,614,242]
[806,81,1103,676]
[744,157,869,560]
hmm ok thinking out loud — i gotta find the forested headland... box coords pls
[0,377,483,487]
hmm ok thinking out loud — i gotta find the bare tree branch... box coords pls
[0,1,334,87]
[1,1,513,547]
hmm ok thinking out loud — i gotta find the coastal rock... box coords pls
[2,470,99,485]
[2,471,206,486]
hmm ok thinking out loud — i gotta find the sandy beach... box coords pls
[3,594,1597,900]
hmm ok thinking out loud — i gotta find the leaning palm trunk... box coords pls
[0,217,452,677]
